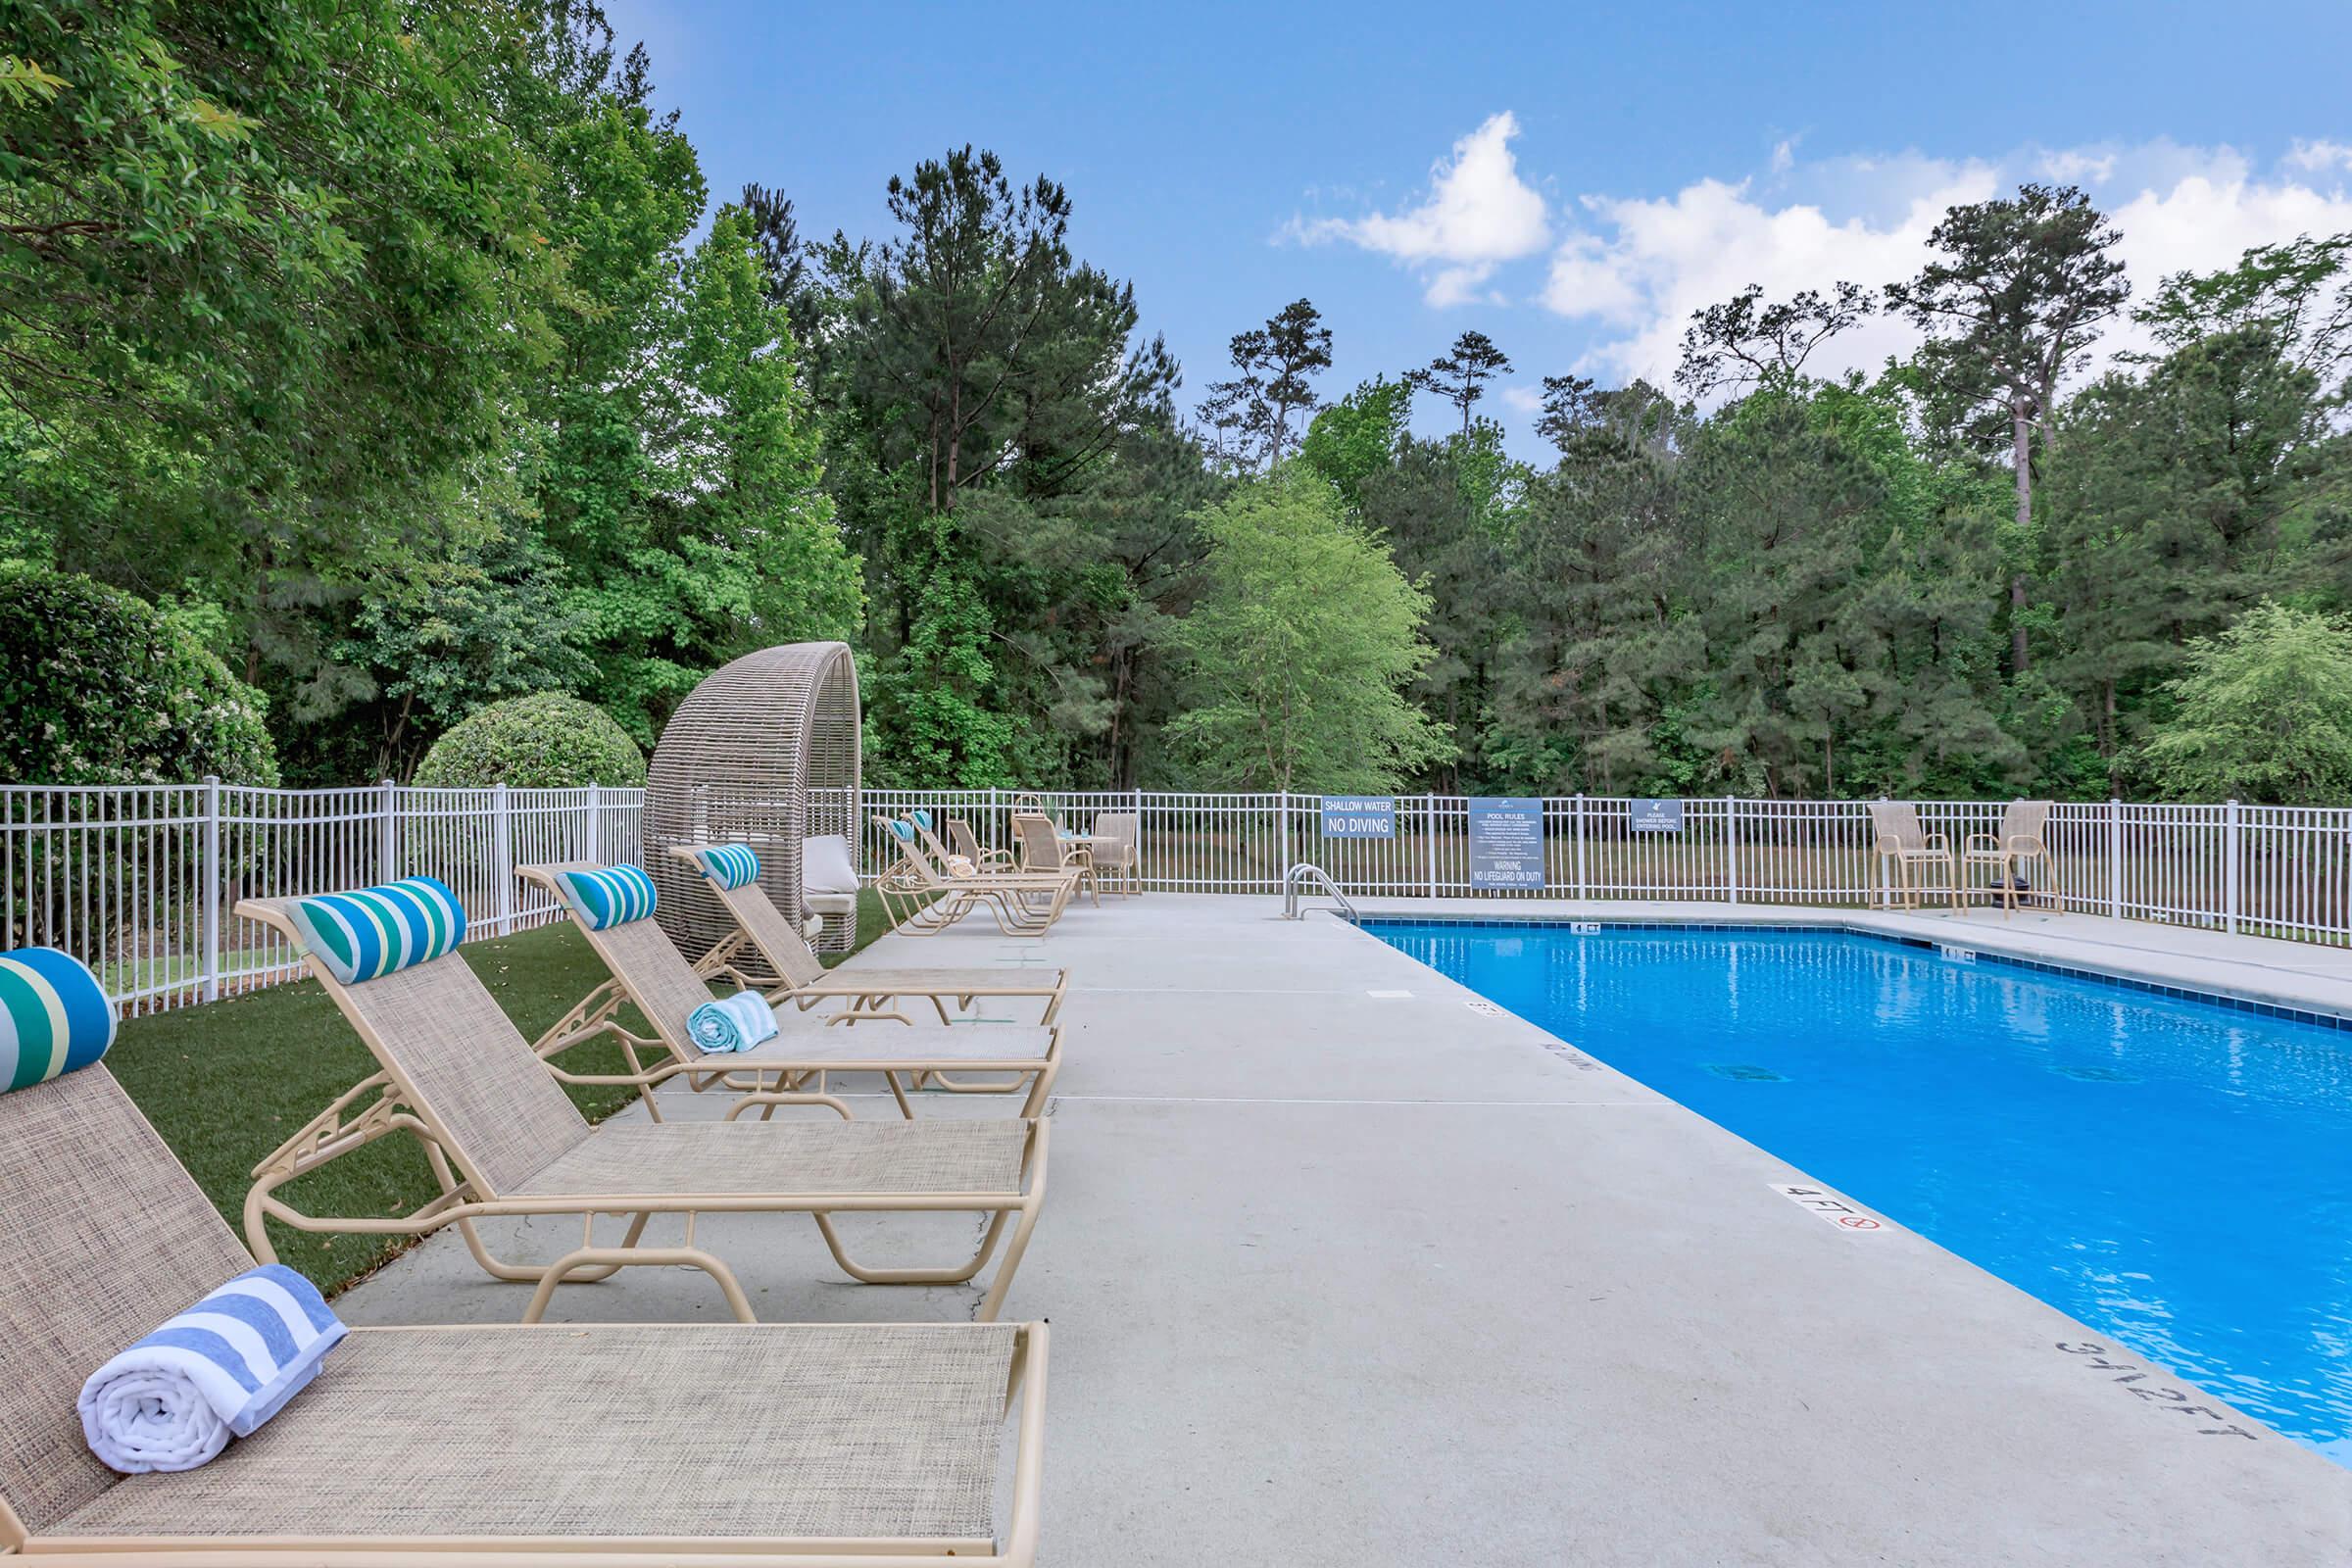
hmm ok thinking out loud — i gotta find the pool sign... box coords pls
[1770,1183,1888,1235]
[1320,796,1396,840]
[1468,797,1545,889]
[1629,798,1684,833]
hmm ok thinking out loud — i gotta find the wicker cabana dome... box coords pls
[644,641,861,958]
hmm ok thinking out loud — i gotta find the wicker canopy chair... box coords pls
[646,643,862,960]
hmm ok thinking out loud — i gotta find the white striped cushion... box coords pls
[695,843,760,890]
[288,878,466,986]
[557,864,658,929]
[0,947,116,1092]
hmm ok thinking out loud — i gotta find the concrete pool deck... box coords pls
[335,894,2352,1565]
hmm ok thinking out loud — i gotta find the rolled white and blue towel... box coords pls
[687,989,779,1054]
[78,1264,348,1473]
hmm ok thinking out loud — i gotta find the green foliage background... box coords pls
[412,693,647,790]
[7,5,2352,805]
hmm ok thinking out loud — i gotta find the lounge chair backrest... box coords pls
[1012,813,1064,872]
[877,816,951,883]
[0,1067,256,1534]
[946,818,987,862]
[668,846,828,989]
[1092,811,1138,858]
[713,880,828,989]
[237,899,591,1198]
[1866,800,1930,853]
[2002,799,2052,849]
[521,864,729,1061]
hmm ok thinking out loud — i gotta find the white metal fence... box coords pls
[10,781,2350,1017]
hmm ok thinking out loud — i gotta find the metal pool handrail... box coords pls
[1283,862,1358,921]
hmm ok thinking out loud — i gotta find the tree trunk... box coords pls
[2010,405,2033,675]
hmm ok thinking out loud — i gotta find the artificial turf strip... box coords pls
[108,887,902,1297]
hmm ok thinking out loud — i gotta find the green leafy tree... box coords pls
[2140,603,2352,804]
[0,565,276,784]
[1674,281,1874,400]
[1198,299,1333,471]
[1298,377,1413,514]
[1406,330,1513,435]
[1163,470,1451,791]
[1885,184,2130,675]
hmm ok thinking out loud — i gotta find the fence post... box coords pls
[377,778,398,881]
[2225,799,2241,935]
[1425,795,1439,897]
[2108,798,2125,920]
[492,782,514,936]
[583,782,603,862]
[200,776,221,1004]
[1726,799,1741,906]
[1574,794,1589,901]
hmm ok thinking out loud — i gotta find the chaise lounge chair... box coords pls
[0,967,1049,1564]
[236,884,1048,1322]
[672,843,1068,1025]
[518,859,1063,1119]
[872,816,1078,937]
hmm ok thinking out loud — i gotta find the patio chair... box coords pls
[235,885,1048,1322]
[1012,812,1101,908]
[1963,799,2054,917]
[670,844,1067,1025]
[873,816,1078,936]
[519,859,1063,1120]
[1089,810,1142,897]
[1866,800,1958,911]
[0,984,1048,1563]
[948,815,1018,872]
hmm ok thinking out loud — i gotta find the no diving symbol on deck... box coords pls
[1771,1183,1889,1234]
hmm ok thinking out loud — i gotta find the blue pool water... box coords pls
[1366,920,2352,1463]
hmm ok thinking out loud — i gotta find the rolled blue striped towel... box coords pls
[687,989,778,1054]
[78,1264,349,1473]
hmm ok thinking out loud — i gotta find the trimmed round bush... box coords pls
[0,565,278,785]
[413,693,647,789]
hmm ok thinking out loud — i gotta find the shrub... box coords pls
[413,693,647,789]
[0,564,278,784]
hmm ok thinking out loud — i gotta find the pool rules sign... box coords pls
[1468,798,1545,890]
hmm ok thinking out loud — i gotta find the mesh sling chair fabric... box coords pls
[235,893,1050,1323]
[669,844,1068,1026]
[520,861,1062,1120]
[873,818,1076,936]
[0,1066,1050,1561]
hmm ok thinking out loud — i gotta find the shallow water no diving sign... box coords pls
[1770,1183,1888,1235]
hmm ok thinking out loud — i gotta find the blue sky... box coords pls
[606,0,2352,457]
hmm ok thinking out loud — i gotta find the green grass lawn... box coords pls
[110,886,901,1297]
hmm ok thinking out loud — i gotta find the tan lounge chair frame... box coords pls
[1866,800,1959,911]
[670,844,1069,1026]
[517,860,1063,1119]
[873,816,1076,936]
[1962,798,2054,917]
[0,1063,1049,1565]
[1013,812,1101,907]
[235,897,1048,1322]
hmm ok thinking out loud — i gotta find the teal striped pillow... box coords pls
[0,947,116,1092]
[558,864,658,930]
[289,878,466,986]
[696,844,760,890]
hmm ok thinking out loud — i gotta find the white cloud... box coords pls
[1498,384,1546,415]
[2285,139,2352,173]
[1290,112,1549,307]
[1769,138,1796,175]
[1540,141,2352,394]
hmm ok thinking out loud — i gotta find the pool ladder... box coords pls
[1282,862,1357,921]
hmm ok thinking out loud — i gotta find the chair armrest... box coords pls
[1962,833,2001,855]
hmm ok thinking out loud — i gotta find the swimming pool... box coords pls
[1365,919,2352,1463]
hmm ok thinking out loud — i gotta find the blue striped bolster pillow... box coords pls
[289,877,466,986]
[696,843,761,891]
[909,809,933,830]
[78,1264,349,1473]
[0,947,116,1092]
[557,863,658,929]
